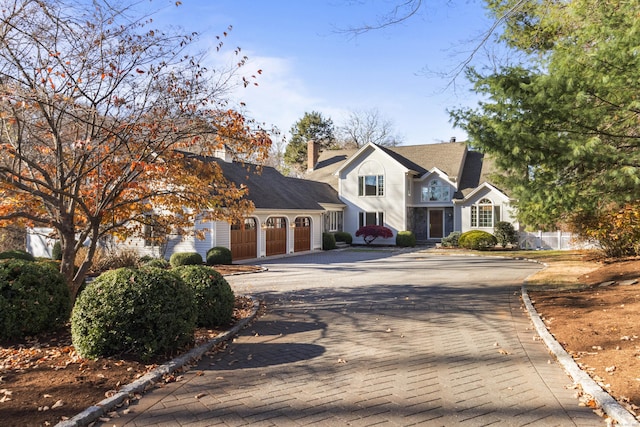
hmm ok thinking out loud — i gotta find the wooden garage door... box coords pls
[294,217,311,252]
[266,217,287,256]
[231,218,257,261]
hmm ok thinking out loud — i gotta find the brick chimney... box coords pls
[307,139,319,171]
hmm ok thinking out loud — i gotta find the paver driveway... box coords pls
[108,249,603,426]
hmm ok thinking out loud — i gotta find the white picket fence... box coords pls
[518,230,596,250]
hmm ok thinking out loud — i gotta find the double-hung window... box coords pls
[358,175,384,196]
[327,211,342,232]
[143,214,168,246]
[358,211,384,227]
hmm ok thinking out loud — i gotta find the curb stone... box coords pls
[436,251,639,425]
[55,297,260,427]
[521,285,640,426]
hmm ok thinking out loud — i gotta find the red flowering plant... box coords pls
[355,225,393,245]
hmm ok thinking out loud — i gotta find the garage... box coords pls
[265,217,287,256]
[294,217,311,252]
[230,218,257,261]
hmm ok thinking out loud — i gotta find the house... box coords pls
[27,140,516,260]
[119,152,345,261]
[305,139,517,245]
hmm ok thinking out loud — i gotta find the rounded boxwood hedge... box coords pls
[333,231,353,244]
[71,267,196,361]
[322,232,336,250]
[169,251,203,267]
[143,258,170,269]
[458,230,498,250]
[173,265,235,327]
[396,230,417,247]
[0,249,35,262]
[0,259,70,340]
[206,246,232,265]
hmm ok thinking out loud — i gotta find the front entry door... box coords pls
[429,210,444,239]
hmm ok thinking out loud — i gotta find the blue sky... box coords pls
[154,0,496,146]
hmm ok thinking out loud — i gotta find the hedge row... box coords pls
[71,265,235,361]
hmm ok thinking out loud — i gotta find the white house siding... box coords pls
[339,146,408,244]
[216,221,231,249]
[193,218,214,259]
[26,227,55,258]
[458,186,516,234]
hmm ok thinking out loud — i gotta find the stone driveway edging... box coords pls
[521,282,640,427]
[55,297,261,427]
[430,249,639,425]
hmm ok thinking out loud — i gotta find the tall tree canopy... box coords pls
[451,0,640,242]
[338,108,403,148]
[283,111,336,169]
[0,0,271,297]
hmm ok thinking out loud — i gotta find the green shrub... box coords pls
[174,265,234,327]
[322,232,336,250]
[494,221,519,247]
[441,231,462,247]
[396,231,416,247]
[52,241,62,260]
[143,258,170,269]
[0,259,70,340]
[458,230,498,250]
[0,249,35,262]
[71,267,196,361]
[333,232,352,244]
[206,246,232,265]
[169,251,203,267]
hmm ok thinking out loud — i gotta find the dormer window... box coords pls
[358,175,384,197]
[421,179,450,202]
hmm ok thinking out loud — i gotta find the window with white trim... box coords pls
[142,214,168,246]
[471,198,500,227]
[327,211,342,232]
[421,179,450,202]
[358,175,384,196]
[358,211,384,228]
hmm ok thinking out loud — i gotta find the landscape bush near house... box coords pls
[170,251,203,267]
[0,259,70,340]
[142,258,170,269]
[355,225,394,245]
[333,231,353,244]
[0,249,35,261]
[571,203,640,258]
[206,246,233,265]
[323,232,337,250]
[458,230,498,250]
[396,231,416,247]
[71,267,196,361]
[441,231,462,247]
[174,265,235,327]
[52,241,62,260]
[494,221,518,248]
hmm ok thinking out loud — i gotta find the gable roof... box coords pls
[305,148,357,189]
[455,150,505,198]
[379,142,468,180]
[191,154,343,210]
[306,142,469,187]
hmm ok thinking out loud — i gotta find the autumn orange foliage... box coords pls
[0,1,271,298]
[572,203,640,258]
